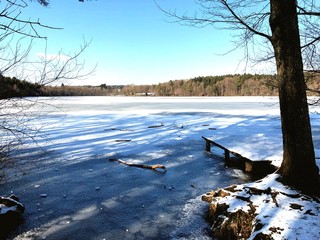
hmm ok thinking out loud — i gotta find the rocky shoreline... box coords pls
[201,174,320,239]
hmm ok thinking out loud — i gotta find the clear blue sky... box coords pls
[22,0,273,86]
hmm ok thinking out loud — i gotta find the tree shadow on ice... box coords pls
[3,117,253,239]
[4,111,319,239]
[5,147,247,239]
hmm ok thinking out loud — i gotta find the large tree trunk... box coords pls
[270,0,319,195]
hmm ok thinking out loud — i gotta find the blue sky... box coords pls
[21,0,273,85]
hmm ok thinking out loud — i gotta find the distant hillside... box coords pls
[150,74,279,96]
[1,73,319,98]
[41,74,280,96]
[64,73,320,97]
[40,84,124,96]
[121,74,282,96]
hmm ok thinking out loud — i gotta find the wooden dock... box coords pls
[202,136,277,176]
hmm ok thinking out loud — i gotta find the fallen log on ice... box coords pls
[148,123,164,128]
[109,158,167,173]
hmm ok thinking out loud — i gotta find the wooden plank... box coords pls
[202,136,277,175]
[202,136,250,161]
[202,136,228,152]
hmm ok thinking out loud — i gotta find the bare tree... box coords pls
[0,0,92,178]
[160,0,320,195]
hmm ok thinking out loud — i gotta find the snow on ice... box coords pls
[2,96,320,239]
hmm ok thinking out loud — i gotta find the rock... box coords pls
[253,232,273,240]
[0,195,25,239]
[211,209,255,240]
[0,195,25,213]
[205,197,257,240]
[268,226,284,234]
[202,189,231,203]
[216,189,231,197]
[202,192,214,203]
[224,184,240,192]
[206,202,229,225]
[289,203,303,210]
[305,209,316,215]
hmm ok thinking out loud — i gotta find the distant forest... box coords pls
[0,75,41,99]
[1,73,319,99]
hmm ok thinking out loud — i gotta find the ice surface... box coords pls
[2,96,320,239]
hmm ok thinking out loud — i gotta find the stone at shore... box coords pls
[0,195,25,239]
[202,174,320,240]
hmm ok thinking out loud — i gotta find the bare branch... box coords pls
[0,0,62,40]
[301,36,320,49]
[219,0,271,40]
[0,0,94,171]
[156,0,271,40]
[155,0,274,71]
[297,5,320,16]
[30,39,96,86]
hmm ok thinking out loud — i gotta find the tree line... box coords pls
[2,73,319,99]
[0,75,41,99]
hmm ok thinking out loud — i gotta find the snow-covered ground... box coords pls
[2,96,320,239]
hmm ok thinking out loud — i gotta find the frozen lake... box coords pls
[38,96,281,115]
[4,96,318,239]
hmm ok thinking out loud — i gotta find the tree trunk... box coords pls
[270,0,319,195]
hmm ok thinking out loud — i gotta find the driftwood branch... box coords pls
[109,158,167,173]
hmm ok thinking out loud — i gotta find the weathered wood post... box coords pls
[224,149,230,162]
[205,140,211,152]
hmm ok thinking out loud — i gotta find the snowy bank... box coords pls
[202,174,320,240]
